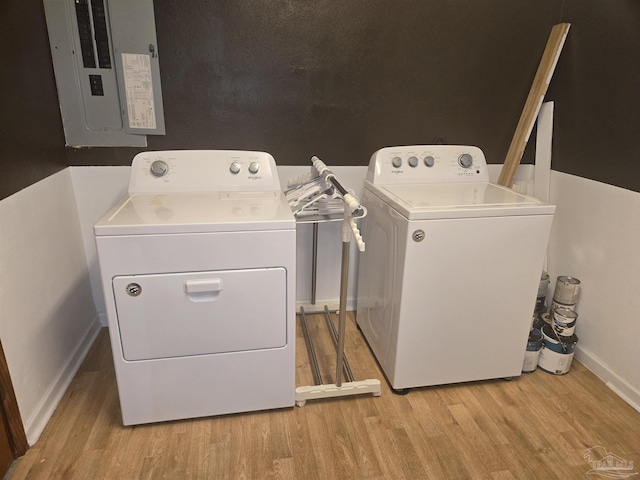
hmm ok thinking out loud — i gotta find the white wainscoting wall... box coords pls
[0,169,101,445]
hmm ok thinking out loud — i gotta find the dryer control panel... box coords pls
[128,150,282,193]
[366,145,490,185]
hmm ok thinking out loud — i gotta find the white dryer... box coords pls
[94,150,296,425]
[356,145,555,391]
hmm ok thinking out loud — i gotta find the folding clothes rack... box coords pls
[286,157,381,406]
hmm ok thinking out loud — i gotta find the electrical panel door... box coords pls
[44,0,165,147]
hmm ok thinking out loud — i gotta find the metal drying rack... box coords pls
[285,156,381,406]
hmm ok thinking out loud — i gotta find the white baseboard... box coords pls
[24,317,103,446]
[575,345,640,413]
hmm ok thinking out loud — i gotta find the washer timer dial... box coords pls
[150,160,169,177]
[458,153,473,168]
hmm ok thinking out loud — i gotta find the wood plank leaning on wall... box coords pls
[498,23,570,188]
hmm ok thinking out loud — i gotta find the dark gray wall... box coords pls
[546,0,640,191]
[68,0,563,167]
[0,1,68,199]
[1,0,639,200]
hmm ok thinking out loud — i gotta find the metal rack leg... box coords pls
[311,223,318,305]
[335,240,350,387]
[323,306,354,383]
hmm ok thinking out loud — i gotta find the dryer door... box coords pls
[112,268,287,361]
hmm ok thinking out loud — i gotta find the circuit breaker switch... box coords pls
[89,75,104,96]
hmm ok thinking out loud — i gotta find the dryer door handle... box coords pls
[184,278,223,294]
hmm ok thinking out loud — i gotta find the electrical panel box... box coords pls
[44,0,165,147]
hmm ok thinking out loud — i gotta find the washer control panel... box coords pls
[129,150,282,193]
[366,145,490,185]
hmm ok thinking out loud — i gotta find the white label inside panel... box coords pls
[122,53,156,129]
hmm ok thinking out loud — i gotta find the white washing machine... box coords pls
[94,150,296,425]
[356,145,555,391]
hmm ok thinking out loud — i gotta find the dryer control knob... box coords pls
[248,161,260,174]
[392,156,402,168]
[458,153,473,168]
[230,162,242,174]
[150,160,169,177]
[408,156,418,168]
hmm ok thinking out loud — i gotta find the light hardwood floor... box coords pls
[8,312,640,479]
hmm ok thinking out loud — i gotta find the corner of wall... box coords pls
[24,319,102,445]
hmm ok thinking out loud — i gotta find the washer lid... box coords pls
[367,181,556,219]
[94,191,295,235]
